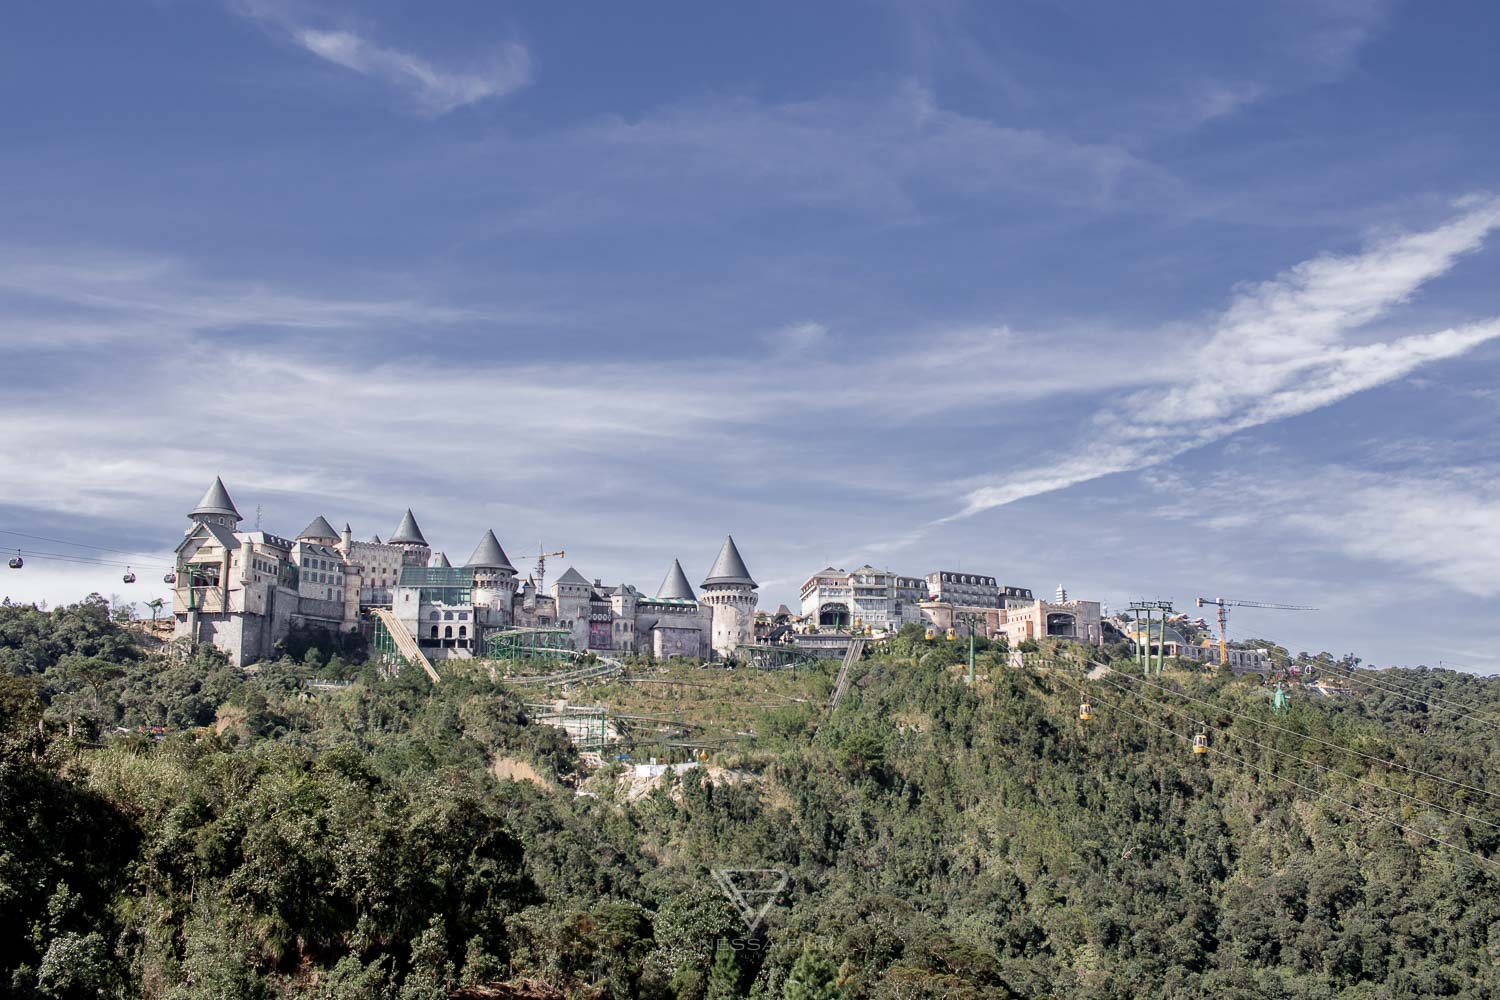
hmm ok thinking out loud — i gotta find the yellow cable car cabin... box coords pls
[1192,731,1209,755]
[945,627,957,641]
[924,626,935,640]
[1078,702,1093,721]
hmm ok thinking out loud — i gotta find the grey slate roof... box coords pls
[554,567,589,587]
[466,529,516,571]
[656,559,697,601]
[388,509,428,546]
[433,552,452,568]
[190,477,241,520]
[702,535,756,588]
[298,515,339,541]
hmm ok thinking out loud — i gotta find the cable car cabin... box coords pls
[7,554,21,570]
[924,627,935,640]
[1192,732,1209,755]
[122,568,136,584]
[1078,702,1093,721]
[945,628,957,641]
[162,572,176,584]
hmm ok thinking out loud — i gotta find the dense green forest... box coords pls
[4,596,1500,998]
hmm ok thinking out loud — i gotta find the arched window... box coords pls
[430,626,439,639]
[458,626,467,639]
[444,611,454,621]
[444,626,453,639]
[429,611,440,621]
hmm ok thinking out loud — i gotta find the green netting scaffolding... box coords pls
[485,627,576,662]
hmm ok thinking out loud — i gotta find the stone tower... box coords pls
[700,535,758,658]
[188,476,242,532]
[387,509,431,568]
[466,529,518,624]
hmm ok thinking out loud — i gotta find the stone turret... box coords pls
[656,559,696,601]
[387,509,431,567]
[188,476,242,532]
[700,535,758,658]
[298,515,339,543]
[466,529,518,623]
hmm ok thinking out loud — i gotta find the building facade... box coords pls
[800,565,925,630]
[926,571,1002,608]
[171,478,746,666]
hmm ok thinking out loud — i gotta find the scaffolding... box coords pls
[734,643,822,670]
[526,701,616,750]
[485,627,577,662]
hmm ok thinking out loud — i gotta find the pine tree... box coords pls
[706,938,742,1000]
[783,945,840,1000]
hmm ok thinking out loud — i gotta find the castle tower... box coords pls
[188,476,242,532]
[656,559,696,601]
[700,535,758,658]
[466,529,518,622]
[297,515,339,544]
[432,552,451,568]
[387,509,431,567]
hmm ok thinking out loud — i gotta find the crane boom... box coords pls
[533,545,566,598]
[1194,596,1316,667]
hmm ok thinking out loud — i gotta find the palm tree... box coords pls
[145,597,165,626]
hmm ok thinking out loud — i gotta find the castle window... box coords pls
[444,611,454,621]
[444,626,453,639]
[429,611,440,621]
[430,626,439,639]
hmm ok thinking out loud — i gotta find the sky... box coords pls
[2,0,1498,671]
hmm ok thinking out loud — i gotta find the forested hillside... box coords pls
[3,597,1499,999]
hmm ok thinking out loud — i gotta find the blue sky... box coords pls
[3,0,1498,671]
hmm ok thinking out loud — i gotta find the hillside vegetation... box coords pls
[3,597,1500,998]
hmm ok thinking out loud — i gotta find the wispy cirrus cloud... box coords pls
[947,196,1500,520]
[236,2,530,114]
[1151,459,1500,600]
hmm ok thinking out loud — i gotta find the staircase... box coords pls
[371,608,441,684]
[828,638,865,711]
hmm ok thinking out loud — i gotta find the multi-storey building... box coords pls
[171,477,751,666]
[926,570,1001,608]
[800,565,924,630]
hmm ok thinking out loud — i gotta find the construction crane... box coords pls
[532,544,566,598]
[1195,597,1316,667]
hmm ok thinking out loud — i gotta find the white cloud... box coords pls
[764,321,828,355]
[949,197,1500,519]
[237,3,529,114]
[0,248,498,347]
[1152,462,1500,600]
[291,28,529,114]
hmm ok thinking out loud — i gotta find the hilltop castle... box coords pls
[170,478,756,666]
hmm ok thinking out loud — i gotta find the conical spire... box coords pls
[190,476,241,520]
[702,535,756,588]
[433,551,451,568]
[298,515,339,541]
[388,509,427,546]
[656,559,697,601]
[466,529,515,571]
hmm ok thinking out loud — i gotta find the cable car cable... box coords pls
[0,528,158,557]
[1322,667,1500,730]
[1068,683,1500,875]
[1108,669,1500,802]
[1089,672,1500,834]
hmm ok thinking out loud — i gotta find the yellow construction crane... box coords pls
[532,544,566,597]
[1195,596,1316,667]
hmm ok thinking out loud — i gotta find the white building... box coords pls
[800,565,925,630]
